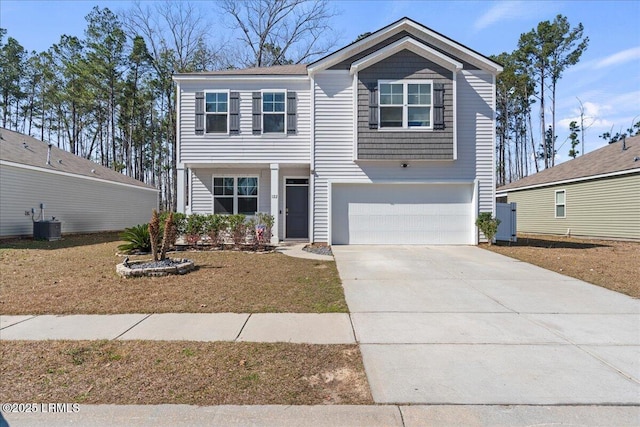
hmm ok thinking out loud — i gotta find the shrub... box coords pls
[185,214,207,246]
[205,214,228,247]
[160,211,186,236]
[227,214,247,247]
[245,217,257,247]
[255,212,275,247]
[475,212,501,245]
[118,224,151,254]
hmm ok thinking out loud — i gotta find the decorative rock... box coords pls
[116,258,195,278]
[303,244,333,256]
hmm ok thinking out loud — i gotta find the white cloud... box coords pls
[473,1,527,31]
[558,89,640,130]
[595,46,640,69]
[558,101,614,130]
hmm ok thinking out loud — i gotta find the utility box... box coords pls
[33,220,62,241]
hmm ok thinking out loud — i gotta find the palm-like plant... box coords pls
[118,224,151,254]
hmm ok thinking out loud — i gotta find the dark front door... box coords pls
[285,180,309,239]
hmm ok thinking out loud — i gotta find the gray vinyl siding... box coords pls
[312,69,495,243]
[178,80,310,165]
[0,163,158,237]
[507,174,640,240]
[357,50,453,159]
[462,71,496,222]
[329,30,479,71]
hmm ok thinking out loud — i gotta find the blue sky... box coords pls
[2,0,639,160]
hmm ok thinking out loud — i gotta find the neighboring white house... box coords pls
[172,17,502,245]
[0,127,158,238]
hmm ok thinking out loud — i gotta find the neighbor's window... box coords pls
[213,177,258,215]
[205,92,228,133]
[379,80,432,129]
[555,190,566,218]
[262,92,285,133]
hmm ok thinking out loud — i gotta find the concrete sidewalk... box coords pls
[0,313,354,344]
[4,404,640,427]
[275,242,333,261]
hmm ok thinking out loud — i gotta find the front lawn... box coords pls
[483,234,640,298]
[0,340,372,405]
[0,233,347,314]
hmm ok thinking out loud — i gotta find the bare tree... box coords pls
[121,1,224,72]
[221,0,338,67]
[120,1,226,210]
[576,97,595,156]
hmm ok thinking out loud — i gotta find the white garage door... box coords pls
[331,183,474,245]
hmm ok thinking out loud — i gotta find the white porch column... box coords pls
[270,163,280,244]
[176,165,185,214]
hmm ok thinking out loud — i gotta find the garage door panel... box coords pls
[332,184,473,245]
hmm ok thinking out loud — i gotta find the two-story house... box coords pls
[173,17,502,245]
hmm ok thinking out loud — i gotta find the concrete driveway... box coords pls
[332,245,640,405]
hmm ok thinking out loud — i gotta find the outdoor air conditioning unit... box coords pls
[33,220,61,241]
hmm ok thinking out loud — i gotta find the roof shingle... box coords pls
[174,64,308,77]
[498,135,640,192]
[0,128,156,189]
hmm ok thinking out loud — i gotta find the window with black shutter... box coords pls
[229,92,240,134]
[287,92,297,134]
[368,83,378,129]
[252,92,262,134]
[433,83,445,130]
[195,92,204,135]
[377,80,434,129]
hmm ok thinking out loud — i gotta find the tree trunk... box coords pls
[539,67,547,169]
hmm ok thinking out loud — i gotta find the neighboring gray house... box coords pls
[173,17,502,245]
[0,128,158,238]
[497,135,640,240]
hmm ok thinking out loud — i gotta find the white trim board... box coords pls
[350,36,463,74]
[173,75,309,82]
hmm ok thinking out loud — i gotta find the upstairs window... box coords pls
[379,80,432,129]
[379,83,403,127]
[205,92,228,133]
[213,177,258,215]
[262,92,286,133]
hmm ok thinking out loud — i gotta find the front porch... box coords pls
[177,163,311,244]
